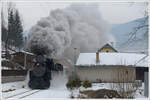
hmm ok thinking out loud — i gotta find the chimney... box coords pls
[141,50,145,54]
[96,52,99,63]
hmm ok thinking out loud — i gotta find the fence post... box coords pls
[144,72,149,97]
[24,53,27,69]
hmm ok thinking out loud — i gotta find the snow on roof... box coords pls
[76,52,148,67]
[21,50,34,55]
[135,55,149,67]
[11,50,34,56]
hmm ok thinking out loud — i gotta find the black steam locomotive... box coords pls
[28,55,63,89]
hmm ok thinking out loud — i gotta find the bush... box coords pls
[82,80,92,88]
[80,89,121,98]
[66,76,82,90]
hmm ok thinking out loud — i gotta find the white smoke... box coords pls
[27,3,115,63]
[27,9,71,57]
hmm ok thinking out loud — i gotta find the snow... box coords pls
[2,71,71,99]
[76,52,148,67]
[1,66,12,70]
[26,71,70,98]
[10,50,34,56]
[135,55,149,67]
[72,83,145,98]
[21,50,34,55]
[2,81,26,92]
[2,72,146,99]
[2,58,8,61]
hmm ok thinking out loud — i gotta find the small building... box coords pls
[11,51,35,70]
[75,52,148,83]
[98,43,117,52]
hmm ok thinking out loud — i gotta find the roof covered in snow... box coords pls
[76,52,148,67]
[11,50,34,56]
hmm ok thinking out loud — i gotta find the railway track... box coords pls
[19,90,41,99]
[5,89,41,99]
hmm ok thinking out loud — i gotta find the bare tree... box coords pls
[122,3,148,47]
[110,67,140,98]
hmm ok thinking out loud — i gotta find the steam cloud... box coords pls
[27,3,115,63]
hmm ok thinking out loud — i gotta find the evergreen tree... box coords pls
[6,9,15,51]
[14,10,23,48]
[1,10,8,42]
[2,25,7,42]
[7,2,17,42]
[7,8,24,49]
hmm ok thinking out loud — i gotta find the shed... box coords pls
[11,51,35,69]
[75,52,148,82]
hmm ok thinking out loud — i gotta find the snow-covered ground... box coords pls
[72,83,145,98]
[2,71,71,99]
[2,81,26,92]
[26,71,70,98]
[2,71,146,99]
[2,81,27,98]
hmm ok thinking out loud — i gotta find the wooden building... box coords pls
[75,52,148,83]
[11,51,35,70]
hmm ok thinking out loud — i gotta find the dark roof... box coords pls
[99,43,118,52]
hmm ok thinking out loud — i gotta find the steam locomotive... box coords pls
[28,55,63,89]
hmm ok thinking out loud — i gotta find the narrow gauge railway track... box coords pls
[19,90,41,99]
[5,90,32,99]
[5,90,41,99]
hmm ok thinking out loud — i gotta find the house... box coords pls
[11,50,35,70]
[98,43,117,52]
[75,52,148,82]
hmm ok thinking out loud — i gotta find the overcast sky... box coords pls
[2,1,148,30]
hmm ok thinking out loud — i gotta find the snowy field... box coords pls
[2,72,145,99]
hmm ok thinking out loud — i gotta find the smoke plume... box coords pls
[27,3,115,63]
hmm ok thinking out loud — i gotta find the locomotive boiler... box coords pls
[28,55,63,89]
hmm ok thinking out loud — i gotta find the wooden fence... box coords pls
[2,70,28,76]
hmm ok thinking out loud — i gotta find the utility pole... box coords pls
[74,47,77,77]
[144,72,149,97]
[24,53,27,70]
[24,37,27,70]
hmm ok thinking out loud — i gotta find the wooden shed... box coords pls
[75,52,148,83]
[11,51,35,69]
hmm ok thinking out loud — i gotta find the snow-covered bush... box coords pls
[82,80,92,88]
[66,76,81,90]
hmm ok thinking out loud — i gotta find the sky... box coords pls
[1,1,148,30]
